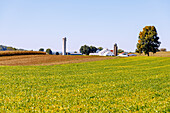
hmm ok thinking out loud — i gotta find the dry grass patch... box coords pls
[136,51,170,57]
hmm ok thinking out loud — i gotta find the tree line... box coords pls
[39,48,59,55]
[79,45,103,55]
[39,46,126,55]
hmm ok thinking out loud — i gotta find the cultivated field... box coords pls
[0,51,46,56]
[0,51,169,66]
[136,51,170,57]
[0,56,169,112]
[0,55,115,66]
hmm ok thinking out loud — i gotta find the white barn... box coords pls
[89,48,114,56]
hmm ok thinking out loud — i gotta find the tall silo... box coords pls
[62,37,67,55]
[114,43,118,56]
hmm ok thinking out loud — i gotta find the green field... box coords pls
[0,57,170,112]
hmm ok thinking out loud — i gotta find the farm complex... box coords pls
[1,0,170,112]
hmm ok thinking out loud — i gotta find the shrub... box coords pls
[160,48,166,52]
[46,49,52,55]
[39,48,44,52]
[118,49,124,53]
[56,52,59,55]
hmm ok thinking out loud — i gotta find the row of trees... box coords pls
[0,45,26,51]
[79,45,125,55]
[39,48,60,55]
[39,48,52,54]
[79,45,103,55]
[42,47,125,55]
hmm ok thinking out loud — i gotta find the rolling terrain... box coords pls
[0,56,169,112]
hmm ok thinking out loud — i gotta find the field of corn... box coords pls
[0,56,169,112]
[0,51,46,56]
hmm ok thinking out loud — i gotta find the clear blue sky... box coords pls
[0,0,170,52]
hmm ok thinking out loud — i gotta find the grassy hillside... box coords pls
[0,57,169,112]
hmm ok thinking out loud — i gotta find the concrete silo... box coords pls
[62,37,67,55]
[114,43,118,56]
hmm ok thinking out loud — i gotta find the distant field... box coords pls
[0,51,46,56]
[0,51,169,66]
[136,51,170,57]
[0,56,169,112]
[0,55,115,66]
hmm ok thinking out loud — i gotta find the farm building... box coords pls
[88,53,99,56]
[118,52,129,57]
[118,52,137,57]
[103,51,114,56]
[89,48,114,56]
[67,52,82,55]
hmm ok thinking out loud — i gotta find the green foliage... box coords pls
[98,47,103,51]
[80,45,90,55]
[0,45,18,51]
[136,26,161,56]
[0,45,6,51]
[0,57,169,112]
[0,45,25,51]
[6,47,14,50]
[160,48,166,52]
[66,52,69,55]
[46,48,52,54]
[118,49,124,53]
[80,45,97,55]
[39,48,44,52]
[56,52,59,55]
[13,48,17,50]
[89,46,97,53]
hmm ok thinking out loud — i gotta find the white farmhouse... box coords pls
[89,48,114,56]
[103,51,114,56]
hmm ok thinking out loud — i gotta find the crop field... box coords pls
[136,51,170,57]
[0,56,169,112]
[0,55,115,66]
[0,51,46,56]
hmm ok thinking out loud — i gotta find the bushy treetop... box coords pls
[136,26,161,56]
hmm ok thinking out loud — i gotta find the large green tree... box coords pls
[80,45,90,55]
[136,26,161,56]
[89,46,98,53]
[80,45,98,55]
[98,47,103,51]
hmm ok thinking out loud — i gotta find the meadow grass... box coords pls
[0,56,169,112]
